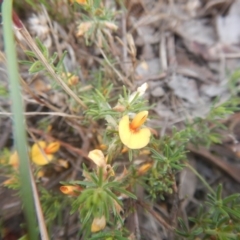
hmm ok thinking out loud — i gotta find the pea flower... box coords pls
[91,215,106,233]
[70,0,87,5]
[3,151,19,187]
[88,149,106,167]
[88,149,114,177]
[60,185,82,196]
[31,141,60,165]
[137,163,153,176]
[119,111,151,149]
[9,151,19,170]
[3,177,17,187]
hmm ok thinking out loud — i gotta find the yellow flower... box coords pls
[119,111,151,149]
[91,216,106,232]
[37,170,45,178]
[44,142,60,154]
[76,22,93,37]
[60,185,82,196]
[88,150,115,177]
[31,141,60,165]
[3,151,20,188]
[62,72,79,86]
[68,75,79,86]
[3,177,17,186]
[137,163,153,176]
[88,149,106,167]
[69,0,87,5]
[9,151,19,170]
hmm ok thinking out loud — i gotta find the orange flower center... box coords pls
[129,114,147,133]
[129,123,139,133]
[44,148,51,154]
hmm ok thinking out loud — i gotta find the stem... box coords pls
[2,1,38,239]
[205,229,237,238]
[185,162,215,195]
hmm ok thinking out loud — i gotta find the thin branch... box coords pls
[137,200,174,231]
[0,111,83,119]
[12,11,87,109]
[188,144,240,184]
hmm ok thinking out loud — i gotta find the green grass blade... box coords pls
[2,1,38,239]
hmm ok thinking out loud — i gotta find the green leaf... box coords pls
[191,227,203,236]
[89,172,100,185]
[82,207,93,226]
[104,189,122,206]
[29,61,45,73]
[114,187,137,200]
[178,218,188,232]
[216,184,223,201]
[49,52,58,65]
[98,167,104,187]
[188,217,198,224]
[223,206,240,219]
[175,229,189,237]
[223,194,240,204]
[78,188,95,204]
[19,60,35,66]
[24,50,36,58]
[56,50,67,69]
[35,37,49,58]
[67,180,95,187]
[216,216,229,227]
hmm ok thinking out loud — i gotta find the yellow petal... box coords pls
[9,151,19,170]
[137,163,153,175]
[3,177,17,186]
[88,149,106,167]
[68,75,79,86]
[119,115,151,149]
[91,216,106,233]
[139,149,151,155]
[119,115,131,142]
[99,144,107,150]
[47,125,52,132]
[37,170,45,178]
[130,111,148,129]
[32,153,53,166]
[76,22,92,37]
[31,141,53,165]
[70,0,87,4]
[44,142,60,154]
[75,0,87,4]
[126,128,151,149]
[60,185,82,196]
[121,146,128,153]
